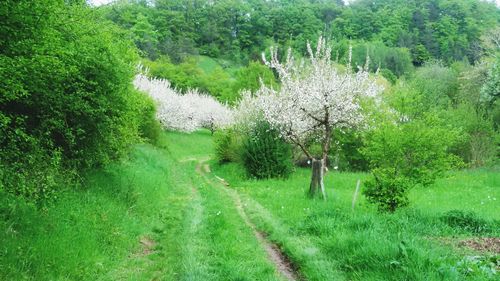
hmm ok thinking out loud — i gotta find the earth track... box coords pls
[195,161,301,281]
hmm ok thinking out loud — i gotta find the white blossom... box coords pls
[242,36,383,160]
[134,74,233,133]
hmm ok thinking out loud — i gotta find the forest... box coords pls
[0,0,499,280]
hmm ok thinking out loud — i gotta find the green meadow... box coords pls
[2,131,497,280]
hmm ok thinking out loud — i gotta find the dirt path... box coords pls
[195,161,300,281]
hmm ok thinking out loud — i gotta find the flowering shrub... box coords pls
[134,74,233,133]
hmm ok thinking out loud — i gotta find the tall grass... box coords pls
[213,149,499,280]
[1,130,497,280]
[0,131,284,280]
[0,142,192,280]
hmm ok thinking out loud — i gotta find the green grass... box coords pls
[410,169,500,220]
[211,144,500,280]
[0,142,195,280]
[1,130,498,280]
[0,131,282,280]
[196,55,240,78]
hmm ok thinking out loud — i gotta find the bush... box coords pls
[445,104,497,168]
[136,93,162,145]
[363,168,412,212]
[410,62,459,108]
[363,116,460,187]
[362,116,461,211]
[0,141,62,203]
[0,2,147,202]
[441,210,492,234]
[214,128,243,163]
[329,128,369,171]
[379,69,397,85]
[242,121,293,179]
[349,42,413,77]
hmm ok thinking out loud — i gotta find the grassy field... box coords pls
[209,134,500,280]
[0,132,282,281]
[1,130,498,280]
[196,55,241,78]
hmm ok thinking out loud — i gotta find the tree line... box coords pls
[100,0,499,65]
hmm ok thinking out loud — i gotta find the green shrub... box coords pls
[363,168,412,212]
[136,93,162,145]
[362,116,461,211]
[0,142,62,203]
[0,1,146,202]
[379,68,397,84]
[410,61,459,108]
[214,128,243,163]
[441,210,492,234]
[445,104,497,168]
[363,116,460,187]
[329,128,369,171]
[348,42,413,77]
[242,122,293,179]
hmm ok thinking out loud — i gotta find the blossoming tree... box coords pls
[134,74,233,133]
[254,37,382,199]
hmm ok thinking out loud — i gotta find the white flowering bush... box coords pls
[134,74,233,133]
[236,37,382,198]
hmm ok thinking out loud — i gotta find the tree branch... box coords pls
[287,131,313,160]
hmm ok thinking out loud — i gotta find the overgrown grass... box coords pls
[0,141,191,280]
[2,130,497,280]
[410,168,500,219]
[0,131,283,280]
[211,141,500,280]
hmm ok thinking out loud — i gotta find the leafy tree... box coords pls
[334,41,413,77]
[481,56,500,107]
[130,13,158,59]
[0,0,151,201]
[363,116,461,212]
[411,44,432,66]
[232,61,277,94]
[99,0,499,64]
[410,61,459,108]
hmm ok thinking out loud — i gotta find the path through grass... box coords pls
[0,131,284,280]
[1,130,498,280]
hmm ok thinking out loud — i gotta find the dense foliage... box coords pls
[95,0,500,110]
[362,117,461,211]
[242,121,293,179]
[100,0,498,64]
[0,0,155,201]
[214,128,243,163]
[142,57,277,102]
[363,117,461,187]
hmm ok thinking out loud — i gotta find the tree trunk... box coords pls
[309,158,326,200]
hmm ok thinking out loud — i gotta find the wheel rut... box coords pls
[194,160,301,281]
